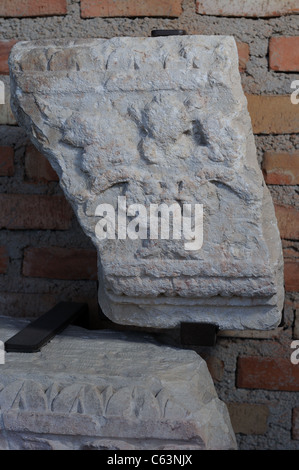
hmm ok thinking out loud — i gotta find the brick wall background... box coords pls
[0,0,298,450]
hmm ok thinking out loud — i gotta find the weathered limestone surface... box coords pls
[9,36,284,329]
[0,316,237,450]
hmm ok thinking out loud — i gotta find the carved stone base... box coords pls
[0,316,236,450]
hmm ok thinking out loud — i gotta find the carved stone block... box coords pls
[9,36,284,329]
[0,316,236,450]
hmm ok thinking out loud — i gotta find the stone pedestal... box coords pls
[0,316,236,450]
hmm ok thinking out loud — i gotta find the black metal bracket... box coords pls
[151,30,187,37]
[4,299,219,351]
[180,322,219,347]
[5,302,89,353]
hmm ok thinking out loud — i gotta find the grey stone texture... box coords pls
[0,316,236,450]
[10,35,284,330]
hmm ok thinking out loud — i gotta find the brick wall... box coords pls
[0,0,298,450]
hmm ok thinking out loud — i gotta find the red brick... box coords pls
[293,408,299,440]
[237,356,299,391]
[227,403,269,435]
[263,151,299,185]
[284,260,299,292]
[269,37,299,72]
[0,194,73,230]
[0,40,17,75]
[236,42,250,72]
[294,301,299,339]
[23,246,97,280]
[81,0,182,18]
[246,95,299,134]
[282,242,299,261]
[0,247,9,274]
[0,0,67,17]
[274,204,299,240]
[25,144,59,183]
[0,146,14,176]
[196,0,299,17]
[282,245,299,292]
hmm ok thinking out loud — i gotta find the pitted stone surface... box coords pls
[9,36,284,329]
[0,316,236,450]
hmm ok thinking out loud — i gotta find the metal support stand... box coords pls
[5,302,89,353]
[4,301,219,352]
[180,322,219,347]
[151,29,187,37]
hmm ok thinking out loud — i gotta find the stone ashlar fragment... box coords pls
[9,36,284,329]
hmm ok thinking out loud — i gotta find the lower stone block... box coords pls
[0,316,236,450]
